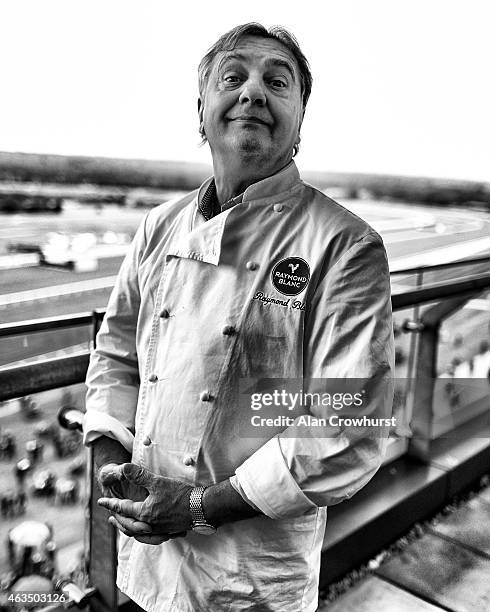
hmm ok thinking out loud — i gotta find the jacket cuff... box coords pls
[228,475,260,511]
[234,437,316,519]
[82,411,135,453]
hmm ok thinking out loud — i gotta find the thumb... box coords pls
[98,463,124,484]
[121,463,157,490]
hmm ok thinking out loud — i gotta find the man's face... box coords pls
[199,36,304,168]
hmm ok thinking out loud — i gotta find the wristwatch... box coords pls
[189,486,217,535]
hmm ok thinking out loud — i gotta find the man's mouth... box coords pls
[228,116,270,126]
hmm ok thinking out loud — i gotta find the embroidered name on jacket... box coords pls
[253,291,306,310]
[271,257,310,296]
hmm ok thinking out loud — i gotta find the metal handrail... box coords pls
[391,272,490,309]
[0,310,105,338]
[0,351,90,401]
[390,254,490,276]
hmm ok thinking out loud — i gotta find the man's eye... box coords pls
[223,75,241,83]
[270,79,287,89]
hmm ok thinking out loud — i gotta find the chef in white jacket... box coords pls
[83,22,394,612]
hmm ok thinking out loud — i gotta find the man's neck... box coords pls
[212,156,292,205]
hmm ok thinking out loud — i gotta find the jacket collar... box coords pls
[197,160,301,208]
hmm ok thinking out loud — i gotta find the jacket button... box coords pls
[183,456,195,466]
[200,390,212,402]
[159,308,170,319]
[222,325,236,336]
[246,261,258,271]
[142,436,152,446]
[148,373,158,383]
[273,203,284,212]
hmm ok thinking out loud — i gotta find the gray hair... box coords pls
[197,23,312,156]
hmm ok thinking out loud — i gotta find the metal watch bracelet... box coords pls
[189,486,217,534]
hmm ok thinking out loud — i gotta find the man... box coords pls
[83,23,394,612]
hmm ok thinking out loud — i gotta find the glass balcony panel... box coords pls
[0,325,93,370]
[433,289,490,438]
[0,383,88,592]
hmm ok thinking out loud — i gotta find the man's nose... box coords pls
[238,78,266,106]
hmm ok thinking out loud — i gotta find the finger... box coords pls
[109,516,135,538]
[98,497,143,518]
[134,534,170,545]
[99,464,127,488]
[107,485,126,500]
[103,488,122,500]
[100,483,114,497]
[112,513,152,534]
[121,463,157,491]
[98,469,122,493]
[109,515,150,538]
[99,480,124,500]
[99,473,121,489]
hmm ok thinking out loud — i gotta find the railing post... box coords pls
[87,311,119,612]
[87,457,119,612]
[408,321,439,460]
[403,268,424,441]
[407,295,478,462]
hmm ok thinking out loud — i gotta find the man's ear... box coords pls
[294,108,305,146]
[197,97,206,140]
[299,106,305,129]
[197,97,204,123]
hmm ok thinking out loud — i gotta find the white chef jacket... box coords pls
[83,161,394,612]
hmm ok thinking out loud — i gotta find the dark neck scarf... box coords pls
[198,180,222,221]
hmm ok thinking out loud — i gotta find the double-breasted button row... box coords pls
[183,456,195,466]
[222,325,236,336]
[159,308,170,319]
[148,373,158,383]
[246,261,258,271]
[273,203,284,213]
[142,435,152,446]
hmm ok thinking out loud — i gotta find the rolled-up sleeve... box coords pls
[83,214,148,452]
[235,232,395,518]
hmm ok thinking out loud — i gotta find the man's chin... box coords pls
[234,136,266,156]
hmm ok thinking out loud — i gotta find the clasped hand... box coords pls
[97,463,193,545]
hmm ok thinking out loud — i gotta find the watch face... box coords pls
[192,523,217,535]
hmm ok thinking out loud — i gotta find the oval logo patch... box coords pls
[271,257,310,296]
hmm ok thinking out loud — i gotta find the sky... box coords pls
[1,0,489,181]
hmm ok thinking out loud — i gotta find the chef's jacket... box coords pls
[83,161,394,612]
